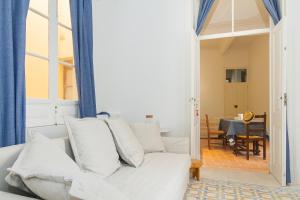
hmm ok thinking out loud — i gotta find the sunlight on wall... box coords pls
[25,55,49,99]
[26,9,49,99]
[58,60,78,100]
[29,0,48,16]
[58,27,74,63]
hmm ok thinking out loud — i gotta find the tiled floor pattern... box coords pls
[185,178,300,200]
[200,139,269,173]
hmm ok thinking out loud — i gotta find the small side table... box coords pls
[190,159,202,181]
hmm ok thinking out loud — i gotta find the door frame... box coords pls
[190,23,287,185]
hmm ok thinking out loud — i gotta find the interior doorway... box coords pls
[199,34,270,173]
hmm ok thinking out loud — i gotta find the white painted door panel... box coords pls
[270,19,287,186]
[224,83,248,117]
[236,84,248,114]
[225,84,237,117]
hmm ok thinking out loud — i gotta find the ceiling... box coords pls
[200,34,269,51]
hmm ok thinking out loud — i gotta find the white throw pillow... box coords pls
[5,133,128,200]
[5,133,80,200]
[65,117,121,177]
[105,118,144,167]
[131,123,165,153]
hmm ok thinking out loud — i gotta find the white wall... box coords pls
[248,35,269,120]
[200,48,249,118]
[200,49,224,119]
[200,48,249,117]
[92,0,193,136]
[200,45,250,137]
[286,0,300,185]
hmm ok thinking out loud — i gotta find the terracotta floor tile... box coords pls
[200,139,269,173]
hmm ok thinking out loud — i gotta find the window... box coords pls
[226,69,247,83]
[26,1,78,127]
[57,0,77,100]
[26,0,77,100]
[201,0,270,37]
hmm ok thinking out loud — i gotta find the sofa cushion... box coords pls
[131,123,165,153]
[0,191,38,200]
[5,133,81,200]
[106,153,191,200]
[65,117,121,177]
[0,137,73,195]
[105,118,144,167]
[6,133,128,200]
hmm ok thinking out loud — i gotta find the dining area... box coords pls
[200,112,269,172]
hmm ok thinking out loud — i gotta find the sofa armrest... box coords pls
[161,136,190,154]
[0,191,38,200]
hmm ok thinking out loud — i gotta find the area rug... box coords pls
[185,178,300,200]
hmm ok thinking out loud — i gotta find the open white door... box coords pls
[189,0,201,160]
[270,18,287,186]
[189,30,201,160]
[190,34,201,160]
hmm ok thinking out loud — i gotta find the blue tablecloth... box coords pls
[219,119,264,137]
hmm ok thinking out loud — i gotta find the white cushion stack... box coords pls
[65,117,121,177]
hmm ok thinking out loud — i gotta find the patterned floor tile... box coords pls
[185,179,300,200]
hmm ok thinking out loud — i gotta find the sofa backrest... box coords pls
[0,137,74,194]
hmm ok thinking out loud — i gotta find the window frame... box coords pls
[26,0,78,128]
[26,0,77,103]
[198,0,270,40]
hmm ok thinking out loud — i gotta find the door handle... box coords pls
[234,105,238,108]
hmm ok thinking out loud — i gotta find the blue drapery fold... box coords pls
[263,0,281,25]
[70,0,97,118]
[195,0,215,36]
[0,0,29,147]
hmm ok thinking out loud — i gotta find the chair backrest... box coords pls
[205,114,210,134]
[245,112,267,138]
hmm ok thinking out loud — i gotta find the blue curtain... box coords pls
[0,1,29,147]
[263,0,281,25]
[70,0,97,118]
[195,0,215,36]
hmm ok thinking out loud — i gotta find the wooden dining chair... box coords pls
[205,114,226,149]
[235,112,267,160]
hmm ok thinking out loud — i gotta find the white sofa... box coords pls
[0,136,190,200]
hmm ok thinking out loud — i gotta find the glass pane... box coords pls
[234,0,269,31]
[58,0,72,28]
[58,65,78,100]
[226,69,247,83]
[26,11,48,57]
[29,0,48,16]
[25,55,49,99]
[201,0,232,35]
[58,26,74,64]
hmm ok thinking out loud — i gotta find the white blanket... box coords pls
[70,173,130,200]
[106,153,191,200]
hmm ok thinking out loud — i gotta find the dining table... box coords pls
[218,118,265,138]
